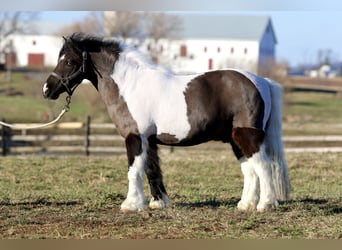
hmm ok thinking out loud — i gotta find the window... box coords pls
[208,58,213,70]
[180,45,187,57]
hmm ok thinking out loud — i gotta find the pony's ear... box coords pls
[62,36,73,45]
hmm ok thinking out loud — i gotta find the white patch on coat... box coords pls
[120,137,148,212]
[112,45,198,141]
[42,83,49,95]
[59,54,66,62]
[237,157,259,211]
[230,69,271,131]
[247,144,278,211]
[149,194,170,209]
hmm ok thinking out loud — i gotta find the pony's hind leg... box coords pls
[250,144,278,211]
[237,157,259,211]
[121,134,147,212]
[232,127,278,211]
[145,142,170,209]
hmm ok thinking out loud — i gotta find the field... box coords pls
[0,72,342,239]
[0,149,341,239]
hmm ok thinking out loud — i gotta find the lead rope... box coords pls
[0,95,71,130]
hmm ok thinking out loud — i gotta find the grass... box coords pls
[0,72,109,123]
[0,149,341,239]
[0,73,342,238]
[283,91,342,135]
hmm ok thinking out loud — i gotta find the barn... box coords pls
[0,34,62,69]
[2,13,277,75]
[147,14,278,75]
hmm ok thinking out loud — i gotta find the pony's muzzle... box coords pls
[42,83,50,98]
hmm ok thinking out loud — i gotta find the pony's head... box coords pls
[43,32,105,100]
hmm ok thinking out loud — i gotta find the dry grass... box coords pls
[0,148,340,239]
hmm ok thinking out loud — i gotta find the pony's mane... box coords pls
[62,32,172,75]
[61,32,121,59]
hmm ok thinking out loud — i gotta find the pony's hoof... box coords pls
[120,199,146,213]
[256,200,278,212]
[237,200,257,211]
[149,195,170,209]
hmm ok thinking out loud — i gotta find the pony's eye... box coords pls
[66,60,73,66]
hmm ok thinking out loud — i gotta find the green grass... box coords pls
[283,91,342,135]
[0,72,108,123]
[0,73,341,238]
[0,150,340,239]
[3,72,342,130]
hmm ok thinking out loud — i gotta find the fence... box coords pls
[2,116,342,155]
[0,116,127,156]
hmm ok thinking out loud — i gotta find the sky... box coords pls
[6,0,342,68]
[37,10,342,68]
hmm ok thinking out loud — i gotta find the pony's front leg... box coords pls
[121,134,148,212]
[145,141,170,209]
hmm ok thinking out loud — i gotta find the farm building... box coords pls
[104,12,278,75]
[0,34,62,69]
[1,13,277,75]
[154,14,277,74]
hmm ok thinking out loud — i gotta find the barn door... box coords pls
[28,53,44,67]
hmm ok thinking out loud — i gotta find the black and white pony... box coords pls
[43,32,290,212]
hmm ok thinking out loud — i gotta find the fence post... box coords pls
[1,122,4,156]
[85,115,91,156]
[1,119,11,156]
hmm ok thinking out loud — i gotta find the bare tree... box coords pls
[0,12,39,82]
[0,12,39,39]
[145,13,182,41]
[104,11,144,44]
[55,12,103,36]
[144,12,183,63]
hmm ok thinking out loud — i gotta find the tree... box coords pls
[145,12,182,42]
[104,11,144,44]
[0,12,39,39]
[54,12,104,36]
[0,12,39,82]
[145,12,183,63]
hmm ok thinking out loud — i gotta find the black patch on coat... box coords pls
[181,70,265,156]
[232,127,265,158]
[145,139,168,201]
[125,134,142,167]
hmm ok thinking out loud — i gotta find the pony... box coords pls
[43,32,290,212]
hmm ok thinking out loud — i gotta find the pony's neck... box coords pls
[112,45,173,88]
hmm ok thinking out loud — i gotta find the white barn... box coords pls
[0,34,62,68]
[143,14,277,75]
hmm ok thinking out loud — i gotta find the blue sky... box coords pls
[38,10,342,67]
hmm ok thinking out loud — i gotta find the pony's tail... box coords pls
[264,79,290,201]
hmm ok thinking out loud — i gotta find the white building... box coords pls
[145,14,277,75]
[0,34,62,68]
[104,13,277,75]
[2,14,277,75]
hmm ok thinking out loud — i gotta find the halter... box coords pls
[51,51,88,96]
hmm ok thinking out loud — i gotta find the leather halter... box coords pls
[50,51,88,96]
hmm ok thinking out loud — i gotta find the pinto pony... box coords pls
[43,33,290,212]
